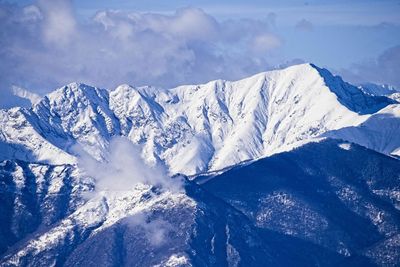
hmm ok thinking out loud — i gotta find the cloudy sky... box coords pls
[1,0,399,107]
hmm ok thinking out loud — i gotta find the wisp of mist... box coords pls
[74,136,184,194]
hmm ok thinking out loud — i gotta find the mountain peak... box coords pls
[308,64,396,114]
[51,82,102,97]
[40,82,110,111]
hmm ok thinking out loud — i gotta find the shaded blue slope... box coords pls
[311,64,396,114]
[199,139,400,266]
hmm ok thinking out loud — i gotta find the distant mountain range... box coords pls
[1,64,399,266]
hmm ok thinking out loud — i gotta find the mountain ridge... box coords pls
[1,63,398,176]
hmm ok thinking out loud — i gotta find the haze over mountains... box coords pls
[0,63,399,266]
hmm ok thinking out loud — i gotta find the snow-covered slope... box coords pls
[1,140,399,266]
[325,104,400,157]
[0,63,398,175]
[0,108,77,164]
[389,92,400,102]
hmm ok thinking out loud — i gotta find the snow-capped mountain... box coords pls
[1,63,400,266]
[1,63,398,175]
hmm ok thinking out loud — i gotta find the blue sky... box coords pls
[1,0,399,106]
[70,0,400,64]
[10,0,400,26]
[71,0,400,68]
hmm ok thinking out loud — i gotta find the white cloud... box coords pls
[38,0,77,46]
[74,136,184,193]
[12,86,41,105]
[0,0,283,106]
[168,7,218,41]
[252,33,282,54]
